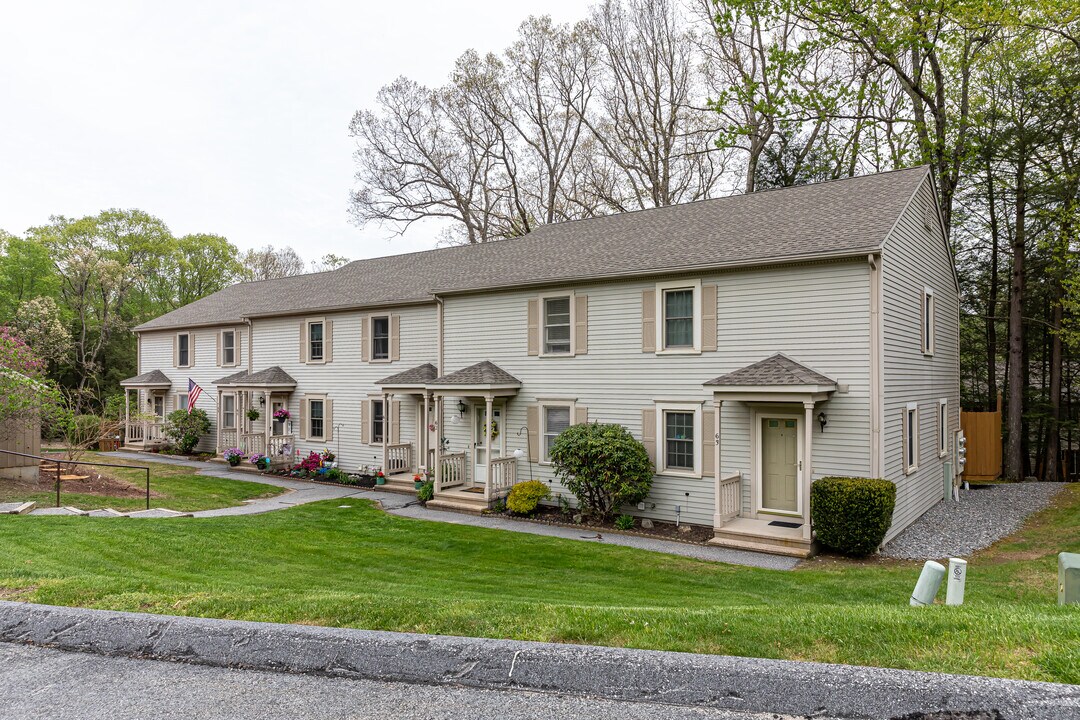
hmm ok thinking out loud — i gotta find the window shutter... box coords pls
[391,400,401,443]
[189,334,195,367]
[299,322,308,363]
[361,316,371,362]
[234,327,241,367]
[299,399,308,440]
[641,408,656,466]
[391,314,400,361]
[173,335,178,368]
[702,409,715,476]
[526,405,539,462]
[574,406,588,425]
[325,319,334,363]
[215,332,222,367]
[702,284,717,352]
[325,399,333,442]
[641,290,655,352]
[527,299,539,356]
[574,294,588,355]
[360,400,370,445]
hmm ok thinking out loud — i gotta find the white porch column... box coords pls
[263,391,270,456]
[421,394,430,471]
[483,396,493,503]
[124,390,130,445]
[382,392,390,474]
[713,399,723,528]
[216,390,223,454]
[434,395,443,492]
[803,401,815,542]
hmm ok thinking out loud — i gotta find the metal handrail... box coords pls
[0,448,152,510]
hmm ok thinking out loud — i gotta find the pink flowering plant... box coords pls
[0,326,67,442]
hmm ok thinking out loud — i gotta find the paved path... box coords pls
[0,643,803,720]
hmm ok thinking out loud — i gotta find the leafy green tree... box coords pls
[0,231,58,318]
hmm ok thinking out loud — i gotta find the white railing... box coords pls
[488,456,518,497]
[126,422,165,445]
[437,452,467,490]
[240,433,265,455]
[385,443,412,474]
[718,472,741,521]
[267,434,294,459]
[220,428,238,451]
[427,448,436,470]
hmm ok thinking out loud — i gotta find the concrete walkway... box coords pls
[98,451,794,568]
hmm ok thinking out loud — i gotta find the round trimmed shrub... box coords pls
[506,480,550,515]
[548,422,653,521]
[811,476,896,556]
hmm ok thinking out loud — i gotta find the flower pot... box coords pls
[376,477,386,486]
[255,460,269,471]
[414,481,424,490]
[227,458,241,467]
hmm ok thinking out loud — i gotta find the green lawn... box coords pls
[0,453,284,512]
[0,484,1077,683]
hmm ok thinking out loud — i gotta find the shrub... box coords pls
[506,480,550,515]
[548,422,653,521]
[323,467,352,484]
[164,409,211,455]
[811,476,896,556]
[614,514,635,530]
[417,480,435,502]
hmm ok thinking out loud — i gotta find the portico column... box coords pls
[434,395,443,492]
[422,394,430,471]
[382,392,390,474]
[713,399,723,528]
[803,401,815,542]
[216,390,222,454]
[484,396,493,503]
[263,391,271,456]
[124,390,130,445]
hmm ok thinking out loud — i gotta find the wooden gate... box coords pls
[960,394,1002,481]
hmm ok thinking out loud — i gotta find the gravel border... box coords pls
[881,482,1068,560]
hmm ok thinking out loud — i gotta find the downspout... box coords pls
[434,295,444,376]
[135,332,142,374]
[868,253,884,478]
[244,318,253,372]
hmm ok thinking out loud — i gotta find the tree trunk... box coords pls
[1045,264,1065,482]
[1004,155,1027,481]
[985,160,1000,411]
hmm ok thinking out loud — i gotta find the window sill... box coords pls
[368,358,392,364]
[305,360,327,365]
[538,353,574,359]
[656,348,701,356]
[657,469,701,479]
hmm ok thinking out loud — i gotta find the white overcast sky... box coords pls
[0,0,588,262]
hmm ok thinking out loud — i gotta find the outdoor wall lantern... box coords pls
[818,412,828,432]
[259,395,266,407]
[457,400,467,417]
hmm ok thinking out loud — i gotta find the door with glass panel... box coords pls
[761,417,799,513]
[473,403,503,485]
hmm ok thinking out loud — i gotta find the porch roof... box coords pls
[120,370,172,389]
[427,361,521,395]
[375,363,439,390]
[213,366,297,389]
[704,353,836,400]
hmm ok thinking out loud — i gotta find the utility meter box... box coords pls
[1060,552,1080,605]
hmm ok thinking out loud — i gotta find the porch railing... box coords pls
[267,434,294,460]
[718,472,741,521]
[220,428,238,451]
[488,456,518,497]
[437,452,467,490]
[385,443,412,474]
[240,433,265,456]
[125,422,165,446]
[427,448,436,471]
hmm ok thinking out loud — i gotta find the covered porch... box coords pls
[119,370,172,450]
[703,354,837,557]
[375,363,439,490]
[214,367,297,467]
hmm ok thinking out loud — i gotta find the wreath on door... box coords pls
[484,419,500,441]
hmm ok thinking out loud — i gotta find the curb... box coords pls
[1,602,1077,718]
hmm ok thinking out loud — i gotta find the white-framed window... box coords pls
[655,402,701,476]
[222,394,236,429]
[655,279,701,354]
[938,399,948,457]
[176,392,189,413]
[221,329,236,366]
[177,332,191,368]
[372,316,390,360]
[308,321,325,362]
[903,402,919,474]
[540,402,574,461]
[542,295,572,355]
[309,398,325,440]
[371,398,385,443]
[922,288,935,355]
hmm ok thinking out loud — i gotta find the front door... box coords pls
[473,403,503,485]
[761,417,799,514]
[271,399,286,435]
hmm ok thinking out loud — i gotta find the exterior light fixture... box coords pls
[457,400,467,417]
[818,412,828,432]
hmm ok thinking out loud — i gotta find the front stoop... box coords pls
[708,518,816,558]
[425,488,490,515]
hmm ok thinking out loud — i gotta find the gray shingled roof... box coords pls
[704,354,836,387]
[136,167,929,331]
[376,363,439,387]
[213,366,297,387]
[432,361,521,386]
[120,369,172,386]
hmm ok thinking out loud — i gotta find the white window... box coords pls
[655,402,701,476]
[371,399,385,443]
[177,333,191,367]
[309,399,325,440]
[222,395,236,429]
[655,280,701,354]
[176,392,189,413]
[922,288,935,355]
[543,296,572,355]
[938,399,948,457]
[308,321,324,362]
[542,405,572,461]
[372,316,390,360]
[904,402,919,474]
[221,330,236,366]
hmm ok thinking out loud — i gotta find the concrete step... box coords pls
[28,506,87,516]
[86,508,127,518]
[126,508,193,518]
[0,501,36,515]
[425,497,489,514]
[707,533,814,558]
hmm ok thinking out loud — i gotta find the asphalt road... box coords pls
[0,642,816,720]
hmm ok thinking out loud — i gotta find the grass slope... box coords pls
[0,485,1077,682]
[0,454,283,512]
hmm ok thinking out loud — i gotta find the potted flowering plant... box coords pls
[322,448,336,465]
[413,472,425,490]
[273,408,291,422]
[249,453,269,471]
[376,469,386,485]
[223,448,245,467]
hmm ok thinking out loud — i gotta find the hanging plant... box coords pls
[246,408,260,421]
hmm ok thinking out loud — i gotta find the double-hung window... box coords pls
[372,316,390,360]
[938,399,948,457]
[308,321,324,362]
[655,402,700,476]
[543,297,572,355]
[371,399,385,443]
[542,405,571,461]
[922,289,935,355]
[222,395,236,429]
[309,399,325,440]
[177,333,191,367]
[654,280,701,353]
[221,330,235,366]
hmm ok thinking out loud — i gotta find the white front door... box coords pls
[473,403,503,485]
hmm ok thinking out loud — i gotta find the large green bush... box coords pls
[810,476,896,556]
[506,480,550,515]
[164,408,211,455]
[548,422,653,521]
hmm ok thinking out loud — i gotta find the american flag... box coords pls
[187,379,203,411]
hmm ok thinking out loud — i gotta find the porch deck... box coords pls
[708,517,815,558]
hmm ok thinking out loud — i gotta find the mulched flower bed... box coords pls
[489,505,714,545]
[16,456,160,500]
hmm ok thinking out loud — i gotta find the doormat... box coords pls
[768,520,802,529]
[462,487,485,494]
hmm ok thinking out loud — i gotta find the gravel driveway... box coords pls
[881,482,1068,560]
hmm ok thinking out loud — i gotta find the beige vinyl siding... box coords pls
[250,305,437,470]
[880,176,961,541]
[440,260,873,527]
